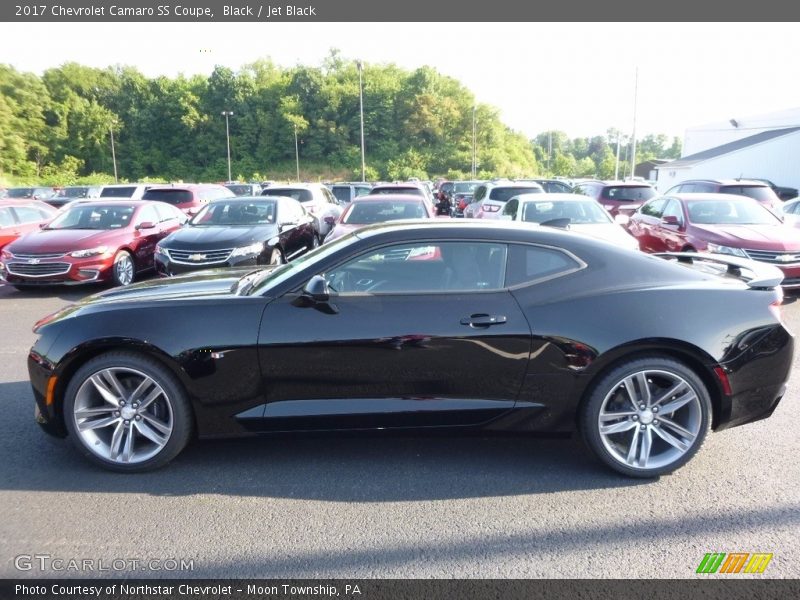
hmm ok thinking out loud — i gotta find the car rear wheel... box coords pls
[111,250,135,286]
[580,356,711,477]
[63,352,192,472]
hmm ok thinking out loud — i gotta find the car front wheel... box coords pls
[580,356,711,477]
[63,352,192,472]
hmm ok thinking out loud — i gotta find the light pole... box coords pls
[629,67,639,181]
[294,124,300,182]
[221,110,234,181]
[614,131,622,180]
[357,60,366,182]
[472,105,477,178]
[109,121,118,183]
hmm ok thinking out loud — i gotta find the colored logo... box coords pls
[696,552,773,574]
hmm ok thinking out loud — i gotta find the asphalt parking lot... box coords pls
[0,279,798,579]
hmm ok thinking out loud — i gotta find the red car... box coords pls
[0,200,186,289]
[141,183,235,216]
[0,200,57,251]
[572,180,657,217]
[324,195,434,243]
[628,193,800,287]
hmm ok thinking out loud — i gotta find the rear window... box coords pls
[488,187,543,202]
[225,184,254,196]
[344,200,427,224]
[101,186,137,198]
[142,189,194,205]
[600,186,655,202]
[7,188,34,199]
[263,188,314,202]
[332,186,352,202]
[719,185,778,204]
[372,187,423,196]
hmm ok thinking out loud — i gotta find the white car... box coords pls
[99,183,151,200]
[465,182,544,219]
[262,183,344,239]
[500,193,640,251]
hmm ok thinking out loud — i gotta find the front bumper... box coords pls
[0,255,113,286]
[155,251,260,276]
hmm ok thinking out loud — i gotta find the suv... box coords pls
[99,184,150,200]
[331,183,373,204]
[664,179,783,212]
[6,187,56,202]
[143,183,235,216]
[516,179,573,194]
[262,183,344,239]
[464,182,545,219]
[572,180,657,216]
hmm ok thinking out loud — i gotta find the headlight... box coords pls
[155,244,166,255]
[230,242,264,257]
[70,246,110,258]
[0,249,12,260]
[707,243,748,258]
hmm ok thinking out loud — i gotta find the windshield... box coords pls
[344,200,427,224]
[8,188,34,198]
[46,204,135,230]
[247,233,357,296]
[522,200,612,224]
[600,186,656,202]
[331,187,352,202]
[143,189,193,205]
[686,199,781,225]
[453,182,480,194]
[190,199,277,226]
[225,184,254,196]
[489,187,542,202]
[61,187,89,198]
[263,188,313,202]
[101,186,137,198]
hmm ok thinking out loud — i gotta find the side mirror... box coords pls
[324,216,336,225]
[303,275,331,302]
[614,214,630,226]
[136,221,156,230]
[661,215,680,226]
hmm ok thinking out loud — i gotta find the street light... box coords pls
[221,110,234,181]
[471,105,477,178]
[109,121,118,184]
[294,124,300,182]
[356,60,366,182]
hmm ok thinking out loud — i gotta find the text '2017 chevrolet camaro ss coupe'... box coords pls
[27,221,793,476]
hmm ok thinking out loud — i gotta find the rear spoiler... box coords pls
[654,252,784,289]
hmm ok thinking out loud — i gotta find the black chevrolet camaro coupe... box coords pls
[154,196,317,276]
[28,221,793,476]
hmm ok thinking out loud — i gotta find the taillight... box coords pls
[483,204,501,213]
[713,366,732,396]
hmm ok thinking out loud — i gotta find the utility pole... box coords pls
[357,60,366,182]
[629,68,639,180]
[472,105,477,178]
[294,123,300,182]
[221,110,234,181]
[109,122,118,183]
[614,132,622,180]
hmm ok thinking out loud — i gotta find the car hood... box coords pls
[34,266,276,333]
[570,223,640,250]
[162,225,277,250]
[8,228,121,253]
[692,224,800,250]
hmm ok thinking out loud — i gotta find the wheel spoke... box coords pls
[75,406,116,418]
[78,415,119,432]
[136,386,163,411]
[89,374,121,406]
[600,411,637,421]
[658,417,696,441]
[658,390,697,415]
[635,372,652,406]
[109,421,125,459]
[600,419,638,435]
[625,428,641,465]
[135,420,168,447]
[141,413,171,436]
[652,423,691,452]
[121,423,135,462]
[129,377,156,404]
[622,376,640,410]
[638,427,653,468]
[652,380,688,407]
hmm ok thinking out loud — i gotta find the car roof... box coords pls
[147,183,225,190]
[207,195,280,203]
[516,193,594,202]
[678,178,769,187]
[265,183,322,190]
[667,192,768,203]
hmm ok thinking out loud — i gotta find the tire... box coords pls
[268,247,285,265]
[111,250,135,287]
[63,351,193,472]
[579,355,711,478]
[311,234,321,249]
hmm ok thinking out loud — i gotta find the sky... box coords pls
[2,22,799,142]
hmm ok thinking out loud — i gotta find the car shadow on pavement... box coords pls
[0,380,653,501]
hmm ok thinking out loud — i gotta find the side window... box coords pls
[505,244,581,287]
[503,199,519,219]
[693,183,715,193]
[639,198,667,218]
[473,186,487,202]
[155,203,181,223]
[573,185,588,196]
[661,199,684,225]
[356,186,371,197]
[0,207,14,227]
[135,205,160,226]
[12,206,46,224]
[325,242,507,294]
[678,183,695,193]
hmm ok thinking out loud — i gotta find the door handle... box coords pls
[460,314,507,328]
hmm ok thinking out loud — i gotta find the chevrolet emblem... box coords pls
[28,258,40,264]
[188,253,207,261]
[779,254,797,262]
